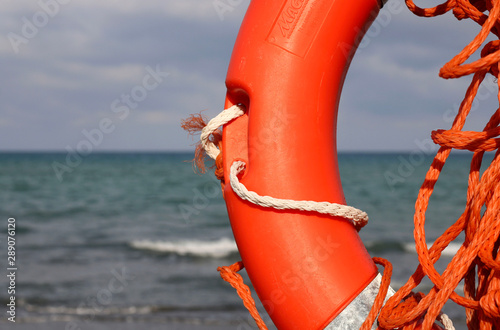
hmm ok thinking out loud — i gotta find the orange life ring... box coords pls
[220,0,384,329]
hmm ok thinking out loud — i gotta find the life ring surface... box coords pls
[220,0,384,329]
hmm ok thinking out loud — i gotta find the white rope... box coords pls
[229,161,369,228]
[200,105,369,228]
[200,104,245,160]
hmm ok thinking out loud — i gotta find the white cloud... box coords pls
[0,0,495,151]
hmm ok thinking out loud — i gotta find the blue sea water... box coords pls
[0,151,494,329]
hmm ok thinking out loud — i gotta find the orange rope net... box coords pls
[377,0,500,328]
[182,0,500,328]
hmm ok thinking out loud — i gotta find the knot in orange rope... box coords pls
[432,0,500,79]
[431,127,500,152]
[452,0,488,20]
[217,260,244,280]
[480,40,500,77]
[217,261,269,330]
[479,290,500,319]
[378,292,426,329]
[401,292,426,312]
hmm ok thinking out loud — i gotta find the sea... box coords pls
[0,151,495,330]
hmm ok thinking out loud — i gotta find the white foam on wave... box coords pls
[25,304,153,316]
[130,237,238,258]
[403,241,462,257]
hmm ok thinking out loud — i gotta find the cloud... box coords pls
[0,0,243,150]
[0,0,495,151]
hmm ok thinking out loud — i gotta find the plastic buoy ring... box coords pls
[220,0,385,329]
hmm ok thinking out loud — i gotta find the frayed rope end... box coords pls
[181,112,222,175]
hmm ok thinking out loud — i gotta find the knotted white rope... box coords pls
[200,104,245,160]
[200,105,369,229]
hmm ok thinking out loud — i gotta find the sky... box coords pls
[0,0,497,152]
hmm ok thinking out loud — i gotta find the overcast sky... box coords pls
[0,0,496,152]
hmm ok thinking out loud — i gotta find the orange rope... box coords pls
[183,1,500,328]
[377,0,500,329]
[360,258,393,330]
[216,258,392,330]
[217,262,269,330]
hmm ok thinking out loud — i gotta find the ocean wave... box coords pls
[24,304,154,316]
[130,237,239,258]
[403,241,462,257]
[14,302,259,326]
[364,240,463,257]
